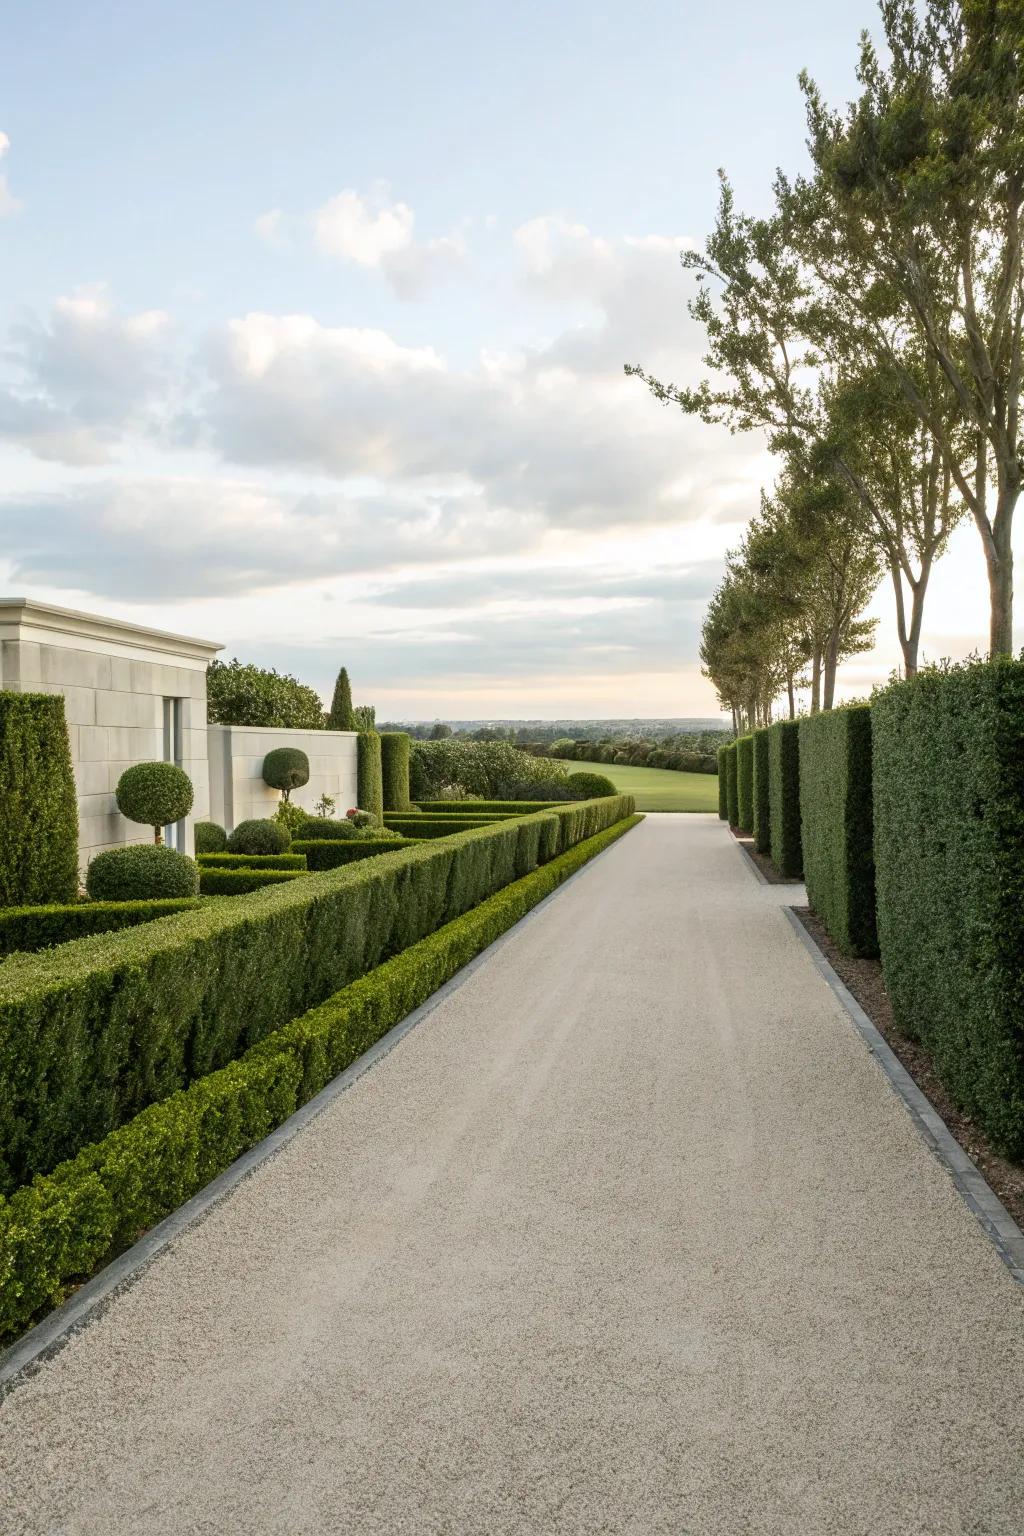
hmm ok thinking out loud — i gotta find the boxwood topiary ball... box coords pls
[194,820,227,854]
[565,770,617,799]
[226,818,291,854]
[116,761,194,831]
[262,747,310,798]
[86,844,200,900]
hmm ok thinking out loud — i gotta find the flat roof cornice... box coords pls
[0,598,224,662]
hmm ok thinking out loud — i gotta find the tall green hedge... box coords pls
[724,743,739,826]
[357,731,384,820]
[0,794,632,1193]
[0,812,642,1341]
[0,693,79,906]
[716,746,729,819]
[380,732,412,811]
[751,729,771,854]
[872,659,1024,1155]
[798,705,877,956]
[767,720,802,878]
[735,735,754,833]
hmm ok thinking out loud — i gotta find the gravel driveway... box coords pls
[2,814,1023,1535]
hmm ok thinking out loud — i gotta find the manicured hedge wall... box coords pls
[724,743,739,826]
[357,732,384,820]
[872,659,1024,1155]
[380,732,412,812]
[716,747,729,819]
[416,801,563,813]
[736,736,754,832]
[383,816,512,839]
[196,852,306,870]
[294,838,416,871]
[0,812,642,1341]
[0,693,79,906]
[198,867,309,896]
[798,705,877,956]
[0,794,632,1192]
[0,899,202,959]
[767,720,802,878]
[751,729,771,854]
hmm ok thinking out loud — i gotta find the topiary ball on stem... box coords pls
[116,761,194,843]
[86,844,200,900]
[226,818,291,855]
[262,747,310,802]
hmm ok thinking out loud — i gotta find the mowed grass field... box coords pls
[560,759,720,813]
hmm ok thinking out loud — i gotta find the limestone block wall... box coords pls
[0,601,221,870]
[207,724,359,832]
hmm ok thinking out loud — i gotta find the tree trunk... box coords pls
[822,630,840,710]
[987,491,1015,655]
[786,674,796,720]
[154,827,163,845]
[810,648,822,714]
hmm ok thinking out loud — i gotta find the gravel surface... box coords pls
[2,814,1023,1535]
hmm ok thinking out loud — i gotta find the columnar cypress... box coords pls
[327,667,357,731]
[0,692,79,904]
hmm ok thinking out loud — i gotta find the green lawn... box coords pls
[561,759,720,812]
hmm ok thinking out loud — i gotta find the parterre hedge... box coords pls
[872,658,1024,1155]
[416,801,563,813]
[751,729,771,854]
[0,811,642,1341]
[717,747,729,819]
[0,693,79,907]
[0,899,202,959]
[798,705,877,956]
[357,732,384,820]
[735,736,754,834]
[724,743,739,826]
[0,794,632,1192]
[767,720,802,878]
[294,838,416,871]
[198,867,309,896]
[383,816,511,839]
[380,732,412,811]
[196,852,307,870]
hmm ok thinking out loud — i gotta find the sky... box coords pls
[0,1,1007,720]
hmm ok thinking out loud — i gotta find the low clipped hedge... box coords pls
[0,794,632,1193]
[872,658,1024,1155]
[798,705,876,957]
[416,801,563,813]
[0,811,642,1341]
[724,743,739,826]
[0,899,202,959]
[383,816,511,839]
[380,732,412,811]
[196,852,307,870]
[735,736,754,833]
[716,747,729,819]
[198,867,309,896]
[294,838,416,871]
[767,720,802,878]
[751,729,771,854]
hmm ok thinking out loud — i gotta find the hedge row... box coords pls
[0,794,633,1192]
[357,732,384,820]
[0,812,642,1341]
[0,693,79,907]
[0,898,202,959]
[293,838,416,871]
[724,743,739,825]
[716,747,729,820]
[768,721,802,878]
[735,736,754,834]
[198,867,309,896]
[416,801,563,814]
[872,658,1024,1155]
[798,705,877,957]
[751,730,771,855]
[382,816,510,839]
[196,852,307,870]
[380,732,412,812]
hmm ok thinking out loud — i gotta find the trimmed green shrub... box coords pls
[198,867,308,896]
[724,743,739,826]
[0,692,79,906]
[383,816,510,839]
[196,852,306,870]
[565,770,616,799]
[767,721,802,878]
[716,746,729,819]
[207,658,324,730]
[798,705,876,957]
[85,846,200,902]
[294,838,417,871]
[297,816,358,840]
[116,762,194,843]
[735,736,754,833]
[194,821,227,855]
[357,732,384,821]
[415,801,563,814]
[380,732,412,811]
[751,729,771,855]
[872,658,1024,1155]
[0,899,201,959]
[226,819,291,855]
[0,794,632,1192]
[0,812,641,1340]
[262,747,309,801]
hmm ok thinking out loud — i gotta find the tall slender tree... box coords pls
[327,666,357,731]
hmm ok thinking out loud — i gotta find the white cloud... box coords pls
[0,131,21,218]
[311,183,466,298]
[254,207,286,245]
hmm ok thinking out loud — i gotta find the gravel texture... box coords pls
[2,813,1023,1535]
